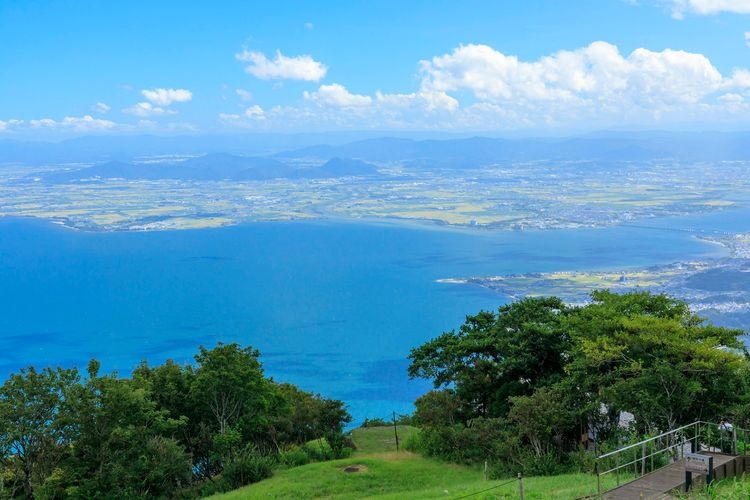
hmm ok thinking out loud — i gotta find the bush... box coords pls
[279,445,311,467]
[175,478,231,499]
[326,431,354,459]
[361,417,390,427]
[222,447,274,489]
[361,414,414,427]
[303,438,331,461]
[405,424,484,463]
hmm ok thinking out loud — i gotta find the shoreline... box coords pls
[4,204,750,239]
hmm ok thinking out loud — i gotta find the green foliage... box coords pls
[278,445,311,467]
[0,343,351,499]
[408,296,571,417]
[413,389,463,427]
[360,414,413,428]
[567,290,748,433]
[507,385,576,458]
[221,446,275,490]
[0,366,79,499]
[407,290,750,476]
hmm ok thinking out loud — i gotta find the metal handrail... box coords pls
[597,439,690,476]
[597,421,699,460]
[594,420,749,498]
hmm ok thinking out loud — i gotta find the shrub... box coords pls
[279,445,311,467]
[221,446,274,489]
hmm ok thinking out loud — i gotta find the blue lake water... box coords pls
[1,209,747,422]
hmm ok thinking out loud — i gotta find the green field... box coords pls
[210,426,620,499]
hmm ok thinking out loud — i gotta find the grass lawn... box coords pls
[209,426,622,499]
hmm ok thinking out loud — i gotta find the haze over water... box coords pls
[0,211,741,421]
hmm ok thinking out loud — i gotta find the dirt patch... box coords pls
[342,464,369,473]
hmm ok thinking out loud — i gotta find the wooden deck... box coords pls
[603,453,744,499]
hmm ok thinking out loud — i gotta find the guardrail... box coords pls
[594,420,748,497]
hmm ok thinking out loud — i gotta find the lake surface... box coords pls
[1,210,746,422]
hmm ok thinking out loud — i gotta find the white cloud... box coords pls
[141,88,193,106]
[304,22,314,30]
[219,41,750,131]
[29,115,116,131]
[746,31,750,46]
[217,105,266,127]
[727,68,750,87]
[0,119,22,132]
[671,0,750,18]
[236,49,327,82]
[376,90,459,112]
[93,102,110,114]
[122,102,177,117]
[236,88,253,101]
[304,84,372,107]
[244,105,266,119]
[718,92,744,102]
[418,42,739,116]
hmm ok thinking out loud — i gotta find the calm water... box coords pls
[1,210,745,422]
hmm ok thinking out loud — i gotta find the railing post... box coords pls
[616,452,620,486]
[650,445,654,473]
[595,461,601,499]
[690,421,701,453]
[733,427,738,455]
[517,472,524,500]
[641,442,646,476]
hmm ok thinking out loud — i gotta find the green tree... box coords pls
[191,343,270,437]
[67,360,190,499]
[566,291,748,432]
[408,296,571,418]
[413,389,464,428]
[0,366,79,499]
[507,386,575,458]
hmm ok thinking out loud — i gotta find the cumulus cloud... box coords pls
[304,83,372,107]
[671,0,750,18]
[236,49,327,82]
[417,42,746,118]
[29,115,116,131]
[122,102,177,117]
[218,40,750,131]
[141,88,193,106]
[746,31,750,46]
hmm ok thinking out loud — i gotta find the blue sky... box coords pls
[2,0,750,137]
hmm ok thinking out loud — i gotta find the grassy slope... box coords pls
[210,426,621,499]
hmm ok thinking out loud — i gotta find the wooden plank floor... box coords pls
[603,453,737,499]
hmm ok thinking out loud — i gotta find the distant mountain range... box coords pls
[278,132,750,165]
[39,154,378,183]
[4,131,750,168]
